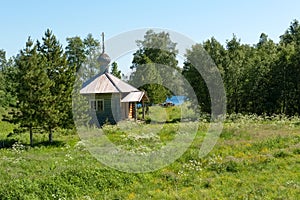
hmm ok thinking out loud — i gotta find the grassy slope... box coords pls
[0,117,300,199]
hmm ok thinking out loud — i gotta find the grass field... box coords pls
[0,111,300,199]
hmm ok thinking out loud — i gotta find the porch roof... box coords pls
[121,91,146,102]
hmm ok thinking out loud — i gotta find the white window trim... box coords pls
[90,99,104,112]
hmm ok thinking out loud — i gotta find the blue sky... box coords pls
[1,0,300,73]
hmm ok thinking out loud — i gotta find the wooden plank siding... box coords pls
[121,102,129,120]
[86,93,121,126]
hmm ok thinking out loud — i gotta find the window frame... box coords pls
[90,99,104,112]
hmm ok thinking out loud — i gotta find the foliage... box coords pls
[183,19,300,116]
[66,34,110,91]
[7,29,81,145]
[80,34,101,82]
[110,61,121,78]
[182,44,211,113]
[131,62,166,104]
[0,71,5,108]
[72,76,91,127]
[0,50,17,109]
[2,31,105,145]
[66,36,86,73]
[129,30,181,104]
[13,38,54,146]
[0,49,6,108]
[38,29,76,132]
[66,33,101,83]
[65,35,93,128]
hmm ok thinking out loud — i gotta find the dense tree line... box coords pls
[183,20,300,116]
[130,22,300,116]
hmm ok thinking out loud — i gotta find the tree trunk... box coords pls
[142,100,145,120]
[29,127,33,146]
[134,102,137,121]
[49,129,53,143]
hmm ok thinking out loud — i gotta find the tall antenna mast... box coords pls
[102,32,105,53]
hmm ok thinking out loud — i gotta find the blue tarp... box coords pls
[165,96,186,105]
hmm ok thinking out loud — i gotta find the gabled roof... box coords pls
[80,72,139,94]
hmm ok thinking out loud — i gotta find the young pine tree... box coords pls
[14,38,54,146]
[110,62,121,78]
[38,29,76,142]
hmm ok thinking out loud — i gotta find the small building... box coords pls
[80,33,148,126]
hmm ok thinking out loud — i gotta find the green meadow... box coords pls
[0,107,299,199]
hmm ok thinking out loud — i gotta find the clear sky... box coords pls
[1,0,300,72]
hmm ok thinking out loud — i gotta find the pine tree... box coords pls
[66,36,86,72]
[110,62,121,78]
[38,29,76,142]
[14,38,53,146]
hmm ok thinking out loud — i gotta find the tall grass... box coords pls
[0,111,299,199]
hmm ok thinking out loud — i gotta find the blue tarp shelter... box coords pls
[165,96,186,106]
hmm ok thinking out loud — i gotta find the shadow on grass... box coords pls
[32,140,65,148]
[0,138,65,149]
[293,122,300,126]
[0,138,17,149]
[145,118,182,124]
[167,118,181,123]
